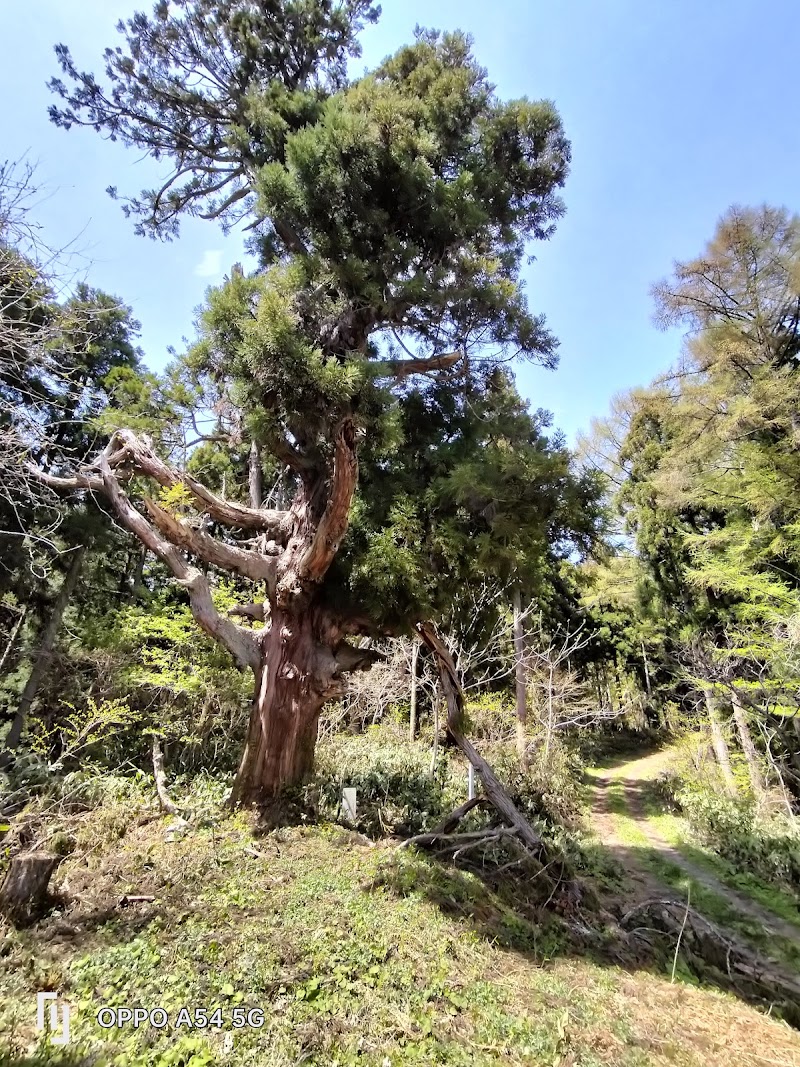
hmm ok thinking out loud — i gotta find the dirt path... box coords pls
[590,750,800,945]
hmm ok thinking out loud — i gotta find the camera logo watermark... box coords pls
[34,992,265,1045]
[36,992,71,1045]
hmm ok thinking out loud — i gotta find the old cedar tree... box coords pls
[46,1,585,802]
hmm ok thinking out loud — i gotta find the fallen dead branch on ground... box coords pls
[621,898,800,1026]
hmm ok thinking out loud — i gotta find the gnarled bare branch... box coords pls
[229,602,267,623]
[372,350,463,380]
[96,442,260,672]
[143,498,277,588]
[111,429,291,536]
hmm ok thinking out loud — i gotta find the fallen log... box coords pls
[621,898,800,1026]
[0,851,61,924]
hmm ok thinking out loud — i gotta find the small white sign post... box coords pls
[341,787,357,823]
[467,763,476,800]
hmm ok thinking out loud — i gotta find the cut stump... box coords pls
[0,851,61,924]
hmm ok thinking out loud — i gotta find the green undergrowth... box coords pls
[307,731,585,839]
[652,741,800,892]
[3,787,800,1066]
[0,818,655,1066]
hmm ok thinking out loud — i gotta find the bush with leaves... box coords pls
[305,724,584,840]
[661,736,800,891]
[673,778,800,890]
[307,731,469,837]
[79,581,253,773]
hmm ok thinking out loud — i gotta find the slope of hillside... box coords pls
[2,794,799,1067]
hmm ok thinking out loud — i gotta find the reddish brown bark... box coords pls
[33,416,393,805]
[230,605,379,803]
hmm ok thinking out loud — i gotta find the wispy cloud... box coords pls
[194,249,224,278]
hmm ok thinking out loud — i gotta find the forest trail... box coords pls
[589,748,800,946]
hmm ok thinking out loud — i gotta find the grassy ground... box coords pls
[2,785,800,1067]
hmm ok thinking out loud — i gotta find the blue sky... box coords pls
[3,0,799,441]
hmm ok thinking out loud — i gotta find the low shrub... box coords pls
[306,727,582,840]
[485,736,585,829]
[663,736,800,892]
[307,731,469,837]
[674,780,800,890]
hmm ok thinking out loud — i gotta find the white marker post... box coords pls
[341,787,357,823]
[467,763,476,801]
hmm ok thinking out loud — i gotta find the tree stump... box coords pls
[0,851,61,924]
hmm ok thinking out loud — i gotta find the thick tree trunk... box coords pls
[408,637,419,742]
[230,609,341,804]
[512,588,527,763]
[731,689,766,799]
[0,546,85,771]
[41,427,367,808]
[703,685,737,796]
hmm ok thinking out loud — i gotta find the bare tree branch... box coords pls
[96,438,260,672]
[111,429,291,536]
[372,350,463,380]
[143,497,277,588]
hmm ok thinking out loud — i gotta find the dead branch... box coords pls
[372,350,463,380]
[152,736,180,817]
[416,620,544,852]
[429,796,486,836]
[229,602,267,623]
[400,827,516,850]
[35,427,290,536]
[119,894,156,906]
[144,497,277,587]
[621,898,800,1021]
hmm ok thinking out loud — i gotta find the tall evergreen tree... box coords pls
[596,205,800,794]
[46,1,593,802]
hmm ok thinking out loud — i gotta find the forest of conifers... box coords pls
[1,3,800,1065]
